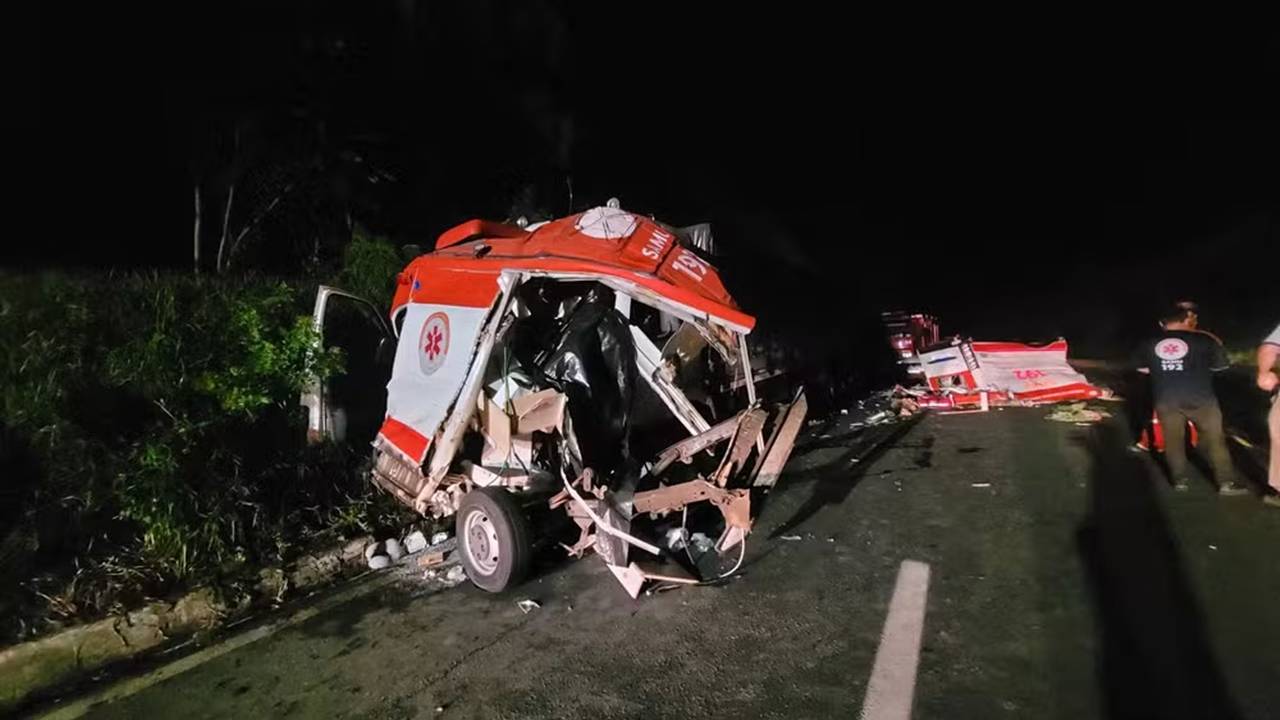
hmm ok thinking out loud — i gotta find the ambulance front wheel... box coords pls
[456,488,532,592]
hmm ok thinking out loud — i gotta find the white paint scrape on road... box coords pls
[860,560,931,720]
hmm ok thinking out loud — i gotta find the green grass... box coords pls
[0,271,412,645]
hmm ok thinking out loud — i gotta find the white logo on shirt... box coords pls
[1156,338,1188,371]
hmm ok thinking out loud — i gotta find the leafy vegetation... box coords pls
[0,270,412,644]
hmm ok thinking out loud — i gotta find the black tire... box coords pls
[456,488,532,592]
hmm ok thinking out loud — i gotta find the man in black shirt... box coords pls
[1135,305,1248,495]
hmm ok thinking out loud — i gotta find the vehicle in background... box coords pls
[881,311,940,375]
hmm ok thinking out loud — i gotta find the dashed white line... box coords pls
[860,560,931,720]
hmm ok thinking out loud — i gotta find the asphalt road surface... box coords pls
[50,405,1280,720]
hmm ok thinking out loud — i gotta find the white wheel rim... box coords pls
[463,509,501,576]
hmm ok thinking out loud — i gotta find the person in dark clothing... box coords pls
[1135,305,1248,495]
[1258,321,1280,507]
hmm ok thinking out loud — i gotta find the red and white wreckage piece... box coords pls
[914,339,1110,409]
[309,206,807,597]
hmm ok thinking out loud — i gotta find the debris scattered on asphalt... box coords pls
[1229,434,1255,449]
[1209,545,1218,551]
[516,599,541,614]
[1045,403,1111,424]
[824,386,926,429]
[779,534,803,541]
[417,551,447,568]
[866,410,893,424]
[404,530,428,555]
[971,482,991,488]
[894,396,921,417]
[443,565,467,585]
[431,531,450,545]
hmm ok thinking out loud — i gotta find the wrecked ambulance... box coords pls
[915,338,1109,407]
[304,206,807,596]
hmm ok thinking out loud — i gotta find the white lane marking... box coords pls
[860,560,931,720]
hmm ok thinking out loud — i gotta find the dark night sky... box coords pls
[16,4,1280,348]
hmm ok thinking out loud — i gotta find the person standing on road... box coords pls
[1135,305,1249,495]
[1258,322,1280,507]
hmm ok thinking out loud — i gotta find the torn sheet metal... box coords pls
[713,408,768,486]
[422,276,518,490]
[562,471,662,558]
[631,324,712,435]
[651,412,743,475]
[633,478,750,529]
[608,562,647,599]
[369,445,428,507]
[917,338,1108,407]
[752,389,809,488]
[320,204,812,599]
[376,272,504,464]
[399,207,755,332]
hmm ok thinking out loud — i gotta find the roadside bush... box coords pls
[339,226,403,306]
[0,272,411,644]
